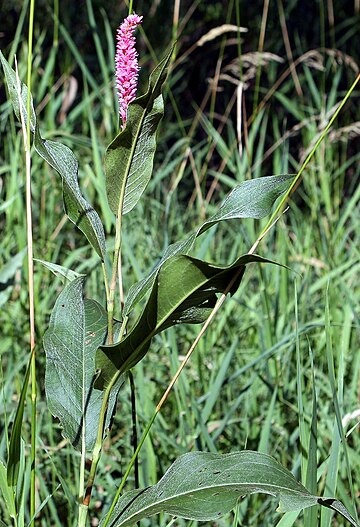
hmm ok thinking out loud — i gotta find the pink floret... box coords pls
[115,13,143,126]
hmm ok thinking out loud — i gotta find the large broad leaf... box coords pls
[123,174,294,316]
[95,254,273,390]
[43,277,123,450]
[105,45,174,216]
[0,51,106,260]
[99,451,359,527]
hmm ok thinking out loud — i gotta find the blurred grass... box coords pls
[0,1,359,526]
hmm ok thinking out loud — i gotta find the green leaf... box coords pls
[7,355,31,486]
[95,254,273,390]
[99,451,359,527]
[197,174,295,234]
[0,51,106,260]
[105,45,174,216]
[34,259,84,283]
[43,278,123,450]
[123,174,294,316]
[0,460,16,520]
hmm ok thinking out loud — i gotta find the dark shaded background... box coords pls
[1,0,359,108]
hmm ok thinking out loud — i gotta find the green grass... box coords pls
[0,1,359,526]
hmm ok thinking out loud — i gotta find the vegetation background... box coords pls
[0,0,359,525]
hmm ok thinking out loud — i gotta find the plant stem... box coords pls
[107,212,123,344]
[102,261,110,303]
[79,380,113,525]
[25,0,36,523]
[102,411,158,527]
[129,370,139,488]
[252,0,269,116]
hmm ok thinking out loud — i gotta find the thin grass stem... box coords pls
[24,1,36,523]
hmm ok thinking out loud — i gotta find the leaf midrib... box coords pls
[114,482,314,525]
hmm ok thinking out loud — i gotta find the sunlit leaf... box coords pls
[0,51,106,260]
[105,45,174,216]
[95,254,274,390]
[99,451,359,527]
[123,174,294,316]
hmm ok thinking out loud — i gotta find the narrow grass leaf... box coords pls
[95,254,279,390]
[43,277,123,450]
[0,51,106,260]
[0,460,16,519]
[304,344,318,526]
[105,45,174,216]
[201,342,236,423]
[7,355,31,486]
[99,451,359,527]
[275,510,301,527]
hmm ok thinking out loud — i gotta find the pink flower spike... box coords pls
[115,13,143,127]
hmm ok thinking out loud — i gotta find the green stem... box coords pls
[102,269,244,527]
[79,379,114,524]
[107,212,123,344]
[102,261,110,303]
[80,204,126,525]
[102,411,158,527]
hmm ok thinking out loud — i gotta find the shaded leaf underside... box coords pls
[95,254,274,390]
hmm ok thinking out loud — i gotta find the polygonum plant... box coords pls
[1,11,359,527]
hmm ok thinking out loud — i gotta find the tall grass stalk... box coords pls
[21,0,36,523]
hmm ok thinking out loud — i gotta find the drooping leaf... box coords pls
[99,451,359,527]
[43,277,123,450]
[0,51,106,260]
[95,254,274,390]
[105,45,174,216]
[7,356,31,486]
[34,259,83,283]
[123,174,294,316]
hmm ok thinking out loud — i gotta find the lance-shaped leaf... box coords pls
[99,451,359,527]
[95,254,273,390]
[105,46,174,216]
[0,51,106,260]
[123,174,294,316]
[43,277,123,450]
[34,259,83,283]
